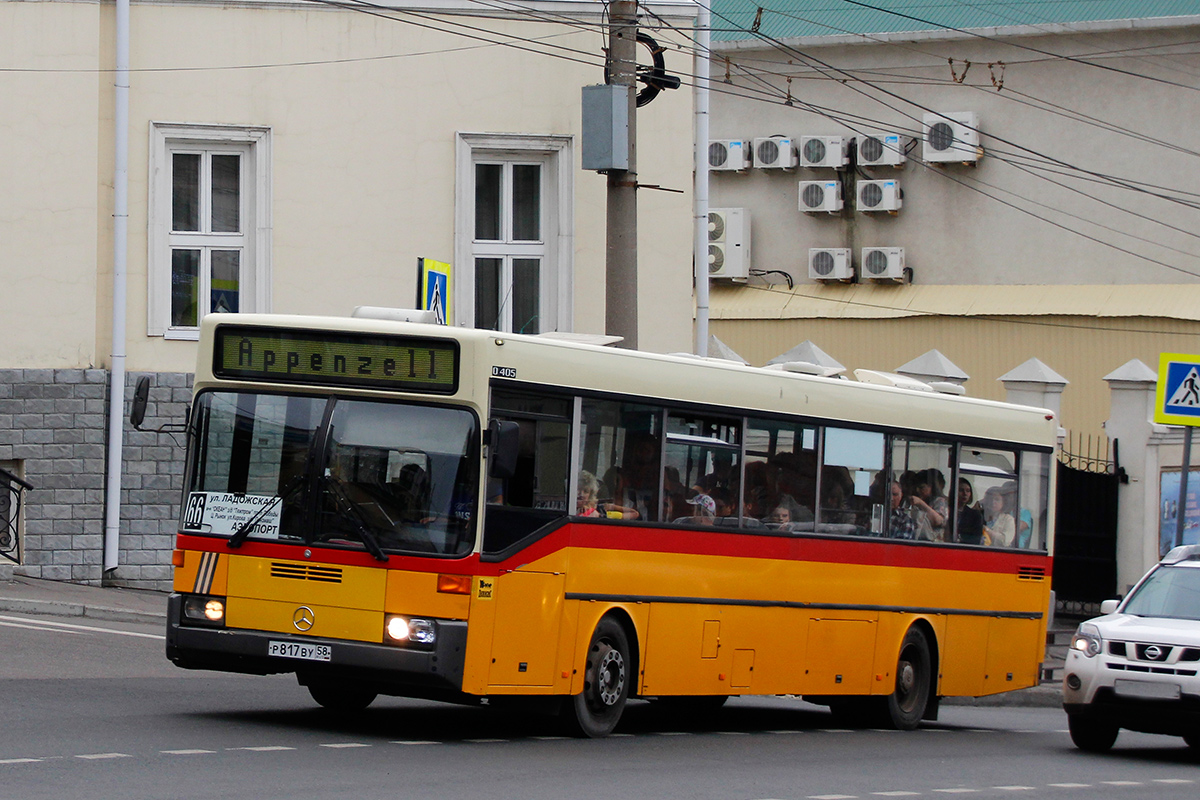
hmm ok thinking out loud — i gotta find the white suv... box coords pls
[1062,544,1200,752]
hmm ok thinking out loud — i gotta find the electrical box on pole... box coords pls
[582,84,631,171]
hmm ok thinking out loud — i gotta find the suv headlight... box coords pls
[1071,622,1102,657]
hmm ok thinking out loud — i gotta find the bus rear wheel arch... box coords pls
[563,614,634,738]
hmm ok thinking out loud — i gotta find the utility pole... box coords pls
[606,0,638,349]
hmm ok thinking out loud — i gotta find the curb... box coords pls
[0,597,166,626]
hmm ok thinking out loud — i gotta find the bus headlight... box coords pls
[182,595,226,627]
[384,615,437,648]
[1070,623,1102,658]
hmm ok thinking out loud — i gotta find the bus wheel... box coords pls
[307,681,377,713]
[564,616,631,738]
[885,627,932,730]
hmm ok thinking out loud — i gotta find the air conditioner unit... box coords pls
[708,208,750,280]
[861,247,905,282]
[799,135,850,169]
[856,179,902,213]
[709,139,752,171]
[923,112,980,163]
[809,248,853,282]
[753,137,797,170]
[799,180,843,213]
[857,133,910,167]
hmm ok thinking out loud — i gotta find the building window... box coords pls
[149,124,271,339]
[456,133,573,334]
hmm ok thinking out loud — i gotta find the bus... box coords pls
[165,311,1056,737]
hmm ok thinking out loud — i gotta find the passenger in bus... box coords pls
[683,493,717,526]
[710,488,737,521]
[1002,481,1033,548]
[577,471,604,517]
[601,467,640,516]
[956,477,985,544]
[696,451,736,495]
[763,494,811,531]
[982,486,1015,547]
[910,468,949,541]
[888,481,917,539]
[819,467,857,527]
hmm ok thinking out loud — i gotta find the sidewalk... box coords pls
[0,575,167,625]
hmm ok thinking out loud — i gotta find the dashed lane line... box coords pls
[390,740,440,745]
[227,746,296,752]
[1154,779,1195,784]
[808,795,858,799]
[74,753,132,760]
[319,743,372,749]
[1047,784,1091,788]
[0,759,42,765]
[1101,782,1142,786]
[872,791,920,796]
[161,750,216,755]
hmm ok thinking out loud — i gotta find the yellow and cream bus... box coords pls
[166,311,1056,736]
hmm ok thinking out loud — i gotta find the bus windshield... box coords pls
[185,391,479,556]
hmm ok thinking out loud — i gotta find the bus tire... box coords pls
[564,616,631,738]
[885,627,932,730]
[306,681,377,713]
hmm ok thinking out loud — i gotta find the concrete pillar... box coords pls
[1103,359,1163,593]
[895,349,969,387]
[999,358,1068,439]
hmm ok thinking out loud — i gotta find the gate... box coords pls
[1053,434,1119,615]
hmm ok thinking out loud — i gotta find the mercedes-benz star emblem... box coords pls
[1144,645,1163,661]
[292,606,315,632]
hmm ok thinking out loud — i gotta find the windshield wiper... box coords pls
[227,475,306,550]
[323,476,390,563]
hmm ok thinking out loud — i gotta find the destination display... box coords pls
[182,491,282,538]
[213,326,459,393]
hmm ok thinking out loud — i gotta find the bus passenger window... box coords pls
[744,419,817,531]
[890,437,953,542]
[1017,451,1050,550]
[820,427,885,534]
[578,400,662,522]
[489,390,572,512]
[958,447,1018,547]
[663,412,740,527]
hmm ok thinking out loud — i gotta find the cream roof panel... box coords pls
[710,284,1200,322]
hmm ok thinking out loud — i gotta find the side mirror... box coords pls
[130,376,151,429]
[487,420,520,480]
[1099,599,1120,615]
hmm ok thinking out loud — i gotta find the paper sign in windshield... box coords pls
[183,492,281,538]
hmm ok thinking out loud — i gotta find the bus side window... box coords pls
[579,399,662,522]
[821,427,885,534]
[744,418,817,532]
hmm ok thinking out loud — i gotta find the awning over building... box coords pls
[710,284,1200,323]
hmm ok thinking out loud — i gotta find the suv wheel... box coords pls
[1068,714,1118,752]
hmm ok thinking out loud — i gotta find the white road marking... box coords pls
[932,790,979,794]
[993,787,1036,791]
[0,758,42,764]
[0,621,89,636]
[161,749,215,755]
[228,746,295,752]
[716,731,750,735]
[1048,784,1091,789]
[390,740,439,745]
[1101,782,1142,786]
[1153,779,1195,784]
[653,731,691,736]
[319,743,371,748]
[462,738,507,743]
[808,795,858,799]
[872,791,920,796]
[766,730,801,735]
[609,733,635,738]
[0,614,163,640]
[75,753,132,760]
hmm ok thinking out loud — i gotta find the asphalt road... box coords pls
[1,611,1197,800]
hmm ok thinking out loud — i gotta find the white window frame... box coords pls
[148,122,272,339]
[455,132,573,333]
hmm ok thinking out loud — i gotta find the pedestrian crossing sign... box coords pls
[1155,353,1200,425]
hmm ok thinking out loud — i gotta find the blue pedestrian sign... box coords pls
[1155,353,1200,425]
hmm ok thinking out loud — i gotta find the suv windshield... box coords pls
[185,391,479,556]
[1122,564,1200,621]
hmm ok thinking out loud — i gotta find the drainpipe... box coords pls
[693,1,710,357]
[104,0,130,573]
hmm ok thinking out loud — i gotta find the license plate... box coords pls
[268,640,332,662]
[1114,679,1180,700]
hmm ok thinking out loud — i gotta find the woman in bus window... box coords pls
[956,478,984,545]
[889,481,917,540]
[982,486,1015,547]
[910,468,948,541]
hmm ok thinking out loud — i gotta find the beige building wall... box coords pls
[711,313,1200,441]
[0,2,102,369]
[2,2,697,374]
